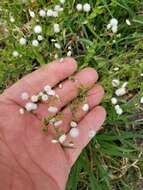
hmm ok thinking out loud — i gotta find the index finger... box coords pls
[3,58,77,105]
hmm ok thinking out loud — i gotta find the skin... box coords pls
[0,58,106,190]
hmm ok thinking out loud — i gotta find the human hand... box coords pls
[0,58,106,190]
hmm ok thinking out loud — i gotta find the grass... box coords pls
[0,0,143,189]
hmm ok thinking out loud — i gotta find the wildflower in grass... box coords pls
[83,3,91,12]
[12,51,19,57]
[29,10,35,18]
[54,5,63,12]
[25,102,37,111]
[54,43,61,49]
[76,4,82,11]
[82,103,89,112]
[53,23,60,33]
[88,130,96,138]
[37,35,43,41]
[126,19,131,26]
[69,128,79,138]
[115,105,123,115]
[19,37,26,45]
[10,16,15,23]
[140,73,143,76]
[107,18,118,33]
[39,9,46,17]
[21,92,29,100]
[112,79,120,87]
[34,25,42,34]
[32,39,39,46]
[59,134,66,143]
[67,50,72,57]
[111,97,118,105]
[59,0,65,4]
[47,9,54,17]
[113,67,119,71]
[115,87,126,96]
[70,121,77,128]
[48,106,58,113]
[140,97,143,104]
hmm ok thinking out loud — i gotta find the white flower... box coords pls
[21,92,29,100]
[113,67,119,71]
[108,18,118,33]
[39,9,46,17]
[89,130,96,138]
[140,73,143,77]
[25,102,37,111]
[31,95,38,102]
[37,35,43,41]
[54,120,63,127]
[41,94,48,101]
[52,11,58,17]
[53,23,60,33]
[47,90,56,96]
[59,84,63,88]
[112,79,120,87]
[51,139,58,144]
[19,108,25,114]
[47,9,54,16]
[10,16,15,23]
[44,85,52,92]
[12,51,19,57]
[76,4,82,11]
[126,19,131,26]
[59,0,65,4]
[140,97,143,104]
[54,43,61,49]
[115,87,126,96]
[112,25,118,33]
[110,18,118,26]
[59,134,66,143]
[115,105,123,115]
[29,10,35,18]
[69,128,79,138]
[34,25,42,34]
[70,121,77,128]
[54,5,62,12]
[111,97,118,105]
[19,37,26,45]
[67,50,72,57]
[32,39,39,47]
[82,103,89,112]
[83,3,91,12]
[48,106,58,113]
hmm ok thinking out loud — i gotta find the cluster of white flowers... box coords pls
[19,84,59,114]
[107,18,118,33]
[111,79,128,115]
[47,4,63,17]
[76,3,91,12]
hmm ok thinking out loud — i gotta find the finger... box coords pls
[53,84,105,134]
[34,68,98,119]
[4,58,77,106]
[64,106,106,166]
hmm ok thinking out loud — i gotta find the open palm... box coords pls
[0,58,106,190]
